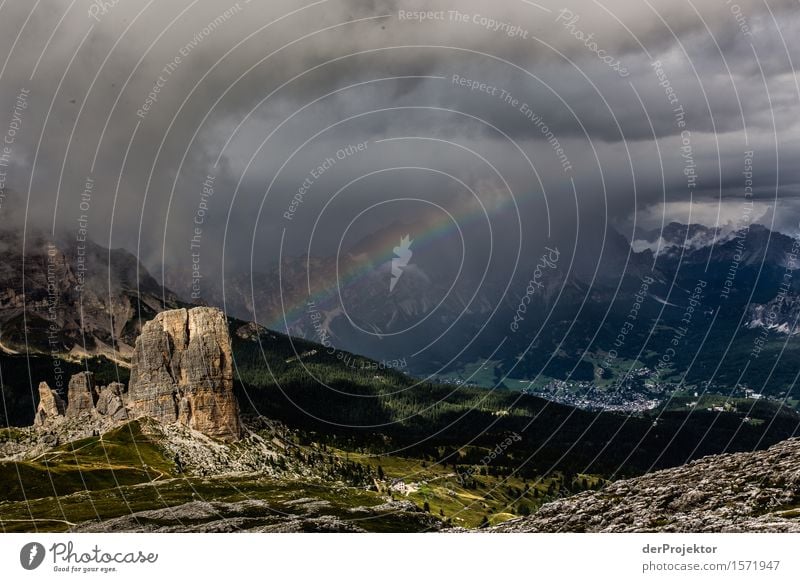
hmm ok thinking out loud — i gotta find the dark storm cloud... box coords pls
[0,0,798,298]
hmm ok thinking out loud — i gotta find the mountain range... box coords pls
[0,229,177,361]
[166,222,800,411]
[2,226,799,532]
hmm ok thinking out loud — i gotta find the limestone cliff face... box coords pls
[33,382,66,426]
[65,372,99,417]
[128,307,241,442]
[30,307,241,440]
[33,374,128,428]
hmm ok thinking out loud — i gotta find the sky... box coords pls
[0,0,799,300]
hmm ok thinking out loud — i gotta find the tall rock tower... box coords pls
[129,307,241,441]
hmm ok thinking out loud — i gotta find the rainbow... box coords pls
[266,193,527,333]
[266,213,441,331]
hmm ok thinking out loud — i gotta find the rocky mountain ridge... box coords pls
[0,229,178,361]
[490,437,800,533]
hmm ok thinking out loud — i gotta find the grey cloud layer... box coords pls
[0,0,797,293]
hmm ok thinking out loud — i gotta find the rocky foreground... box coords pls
[491,438,800,533]
[71,498,443,533]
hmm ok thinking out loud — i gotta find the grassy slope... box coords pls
[0,416,588,532]
[2,318,799,532]
[0,421,173,502]
[0,420,442,533]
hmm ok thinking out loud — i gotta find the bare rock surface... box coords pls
[140,420,284,477]
[71,500,368,533]
[33,382,66,427]
[10,375,134,457]
[490,438,800,533]
[65,372,98,417]
[1,414,124,459]
[71,497,444,533]
[129,307,241,441]
[95,382,128,421]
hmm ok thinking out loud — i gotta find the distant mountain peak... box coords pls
[631,222,723,254]
[0,229,178,359]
